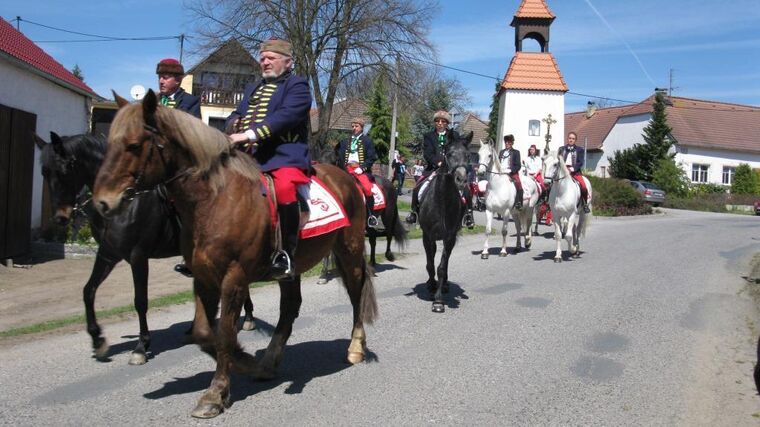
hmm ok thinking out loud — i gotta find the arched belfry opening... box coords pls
[510,0,555,53]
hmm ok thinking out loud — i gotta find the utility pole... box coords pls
[16,16,20,31]
[387,54,400,180]
[179,34,185,64]
[668,68,678,96]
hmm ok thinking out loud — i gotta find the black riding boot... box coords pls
[174,261,193,278]
[581,196,591,214]
[271,202,300,280]
[463,187,475,229]
[366,196,378,228]
[406,187,419,224]
[514,188,524,209]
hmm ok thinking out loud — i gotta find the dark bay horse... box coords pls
[34,132,255,365]
[418,131,473,313]
[315,146,407,268]
[93,91,377,418]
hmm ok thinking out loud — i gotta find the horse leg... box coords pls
[432,235,456,313]
[499,213,509,257]
[192,278,219,360]
[384,218,395,262]
[241,287,256,331]
[514,214,523,253]
[192,267,252,419]
[333,247,375,364]
[553,220,563,263]
[317,253,332,285]
[368,230,377,267]
[525,213,533,250]
[83,250,118,360]
[422,234,437,296]
[481,210,493,259]
[128,256,151,365]
[255,276,302,380]
[572,223,581,258]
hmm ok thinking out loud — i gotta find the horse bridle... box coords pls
[479,144,510,176]
[122,123,189,201]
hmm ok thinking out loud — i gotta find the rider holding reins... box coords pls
[557,131,591,213]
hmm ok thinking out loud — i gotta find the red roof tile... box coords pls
[514,0,555,19]
[566,96,760,154]
[0,19,96,97]
[501,52,567,92]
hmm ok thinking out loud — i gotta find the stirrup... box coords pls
[174,263,193,278]
[582,203,591,214]
[464,213,475,229]
[270,250,294,279]
[405,211,417,224]
[367,215,379,228]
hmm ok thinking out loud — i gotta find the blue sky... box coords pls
[5,0,760,117]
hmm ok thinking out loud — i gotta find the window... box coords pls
[528,120,540,136]
[208,117,226,132]
[691,164,709,183]
[722,166,736,185]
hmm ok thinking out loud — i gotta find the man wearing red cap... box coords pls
[335,117,379,228]
[406,110,474,228]
[226,39,312,279]
[156,58,201,118]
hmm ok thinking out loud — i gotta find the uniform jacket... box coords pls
[226,71,312,172]
[422,129,461,172]
[171,88,201,119]
[558,145,585,172]
[335,133,377,171]
[498,147,521,174]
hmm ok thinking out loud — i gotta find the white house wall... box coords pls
[676,147,760,185]
[0,61,90,228]
[498,90,564,155]
[591,113,650,177]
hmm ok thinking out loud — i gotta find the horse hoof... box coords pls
[481,253,489,260]
[242,319,256,331]
[347,351,365,364]
[573,253,580,259]
[554,257,562,263]
[386,252,395,262]
[316,277,328,285]
[191,395,230,419]
[499,252,508,258]
[526,242,532,250]
[94,339,109,361]
[128,351,147,365]
[254,365,277,381]
[432,302,445,313]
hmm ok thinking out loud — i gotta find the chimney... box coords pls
[585,101,597,119]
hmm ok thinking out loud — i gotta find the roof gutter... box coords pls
[0,51,99,99]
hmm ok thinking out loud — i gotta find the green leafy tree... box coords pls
[652,158,689,197]
[71,64,84,81]
[486,81,501,143]
[608,147,644,179]
[731,163,759,195]
[366,77,392,163]
[637,92,674,180]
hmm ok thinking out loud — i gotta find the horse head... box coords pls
[443,130,473,191]
[476,138,496,175]
[36,132,99,225]
[542,151,560,181]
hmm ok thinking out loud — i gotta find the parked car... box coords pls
[628,180,666,205]
[754,200,760,216]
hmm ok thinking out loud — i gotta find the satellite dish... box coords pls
[130,84,146,101]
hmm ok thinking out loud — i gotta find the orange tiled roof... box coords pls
[514,0,555,19]
[565,96,760,154]
[501,52,567,92]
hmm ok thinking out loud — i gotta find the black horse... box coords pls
[418,131,473,313]
[315,145,407,276]
[34,132,255,365]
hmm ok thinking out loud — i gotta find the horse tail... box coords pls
[359,259,378,324]
[579,207,591,238]
[391,208,408,250]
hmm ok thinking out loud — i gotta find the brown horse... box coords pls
[93,90,377,418]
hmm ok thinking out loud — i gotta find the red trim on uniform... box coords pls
[270,167,310,205]
[346,165,373,197]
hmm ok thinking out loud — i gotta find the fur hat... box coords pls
[351,117,365,127]
[504,134,515,143]
[433,110,451,123]
[260,39,293,57]
[156,58,184,75]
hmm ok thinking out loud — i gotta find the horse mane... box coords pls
[111,104,259,193]
[40,133,106,173]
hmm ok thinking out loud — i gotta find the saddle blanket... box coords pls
[298,177,351,239]
[370,182,387,211]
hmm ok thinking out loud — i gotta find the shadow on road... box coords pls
[143,337,378,404]
[404,281,468,309]
[532,250,584,262]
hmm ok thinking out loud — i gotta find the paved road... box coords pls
[0,209,759,426]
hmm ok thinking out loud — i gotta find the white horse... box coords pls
[542,152,592,262]
[476,140,540,259]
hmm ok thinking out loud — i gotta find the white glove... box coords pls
[354,167,363,174]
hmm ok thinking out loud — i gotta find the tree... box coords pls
[187,0,436,149]
[366,76,392,163]
[638,92,674,180]
[486,81,500,143]
[731,163,759,195]
[608,148,643,180]
[652,158,689,197]
[71,64,84,81]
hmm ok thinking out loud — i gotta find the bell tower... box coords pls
[511,0,555,53]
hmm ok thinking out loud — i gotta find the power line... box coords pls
[15,16,181,42]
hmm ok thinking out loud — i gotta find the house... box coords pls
[456,112,489,164]
[495,0,567,155]
[0,18,98,259]
[184,39,261,131]
[310,98,369,136]
[565,95,760,186]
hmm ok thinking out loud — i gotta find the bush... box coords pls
[652,158,689,197]
[732,163,759,195]
[586,176,652,216]
[664,194,728,212]
[689,183,726,196]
